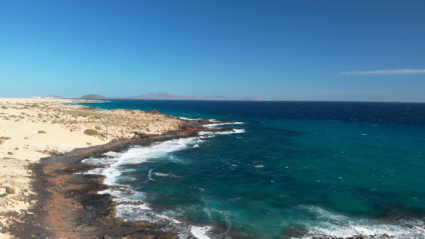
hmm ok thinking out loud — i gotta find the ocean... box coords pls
[75,100,425,239]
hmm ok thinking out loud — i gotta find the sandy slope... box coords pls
[0,98,107,238]
[0,98,183,238]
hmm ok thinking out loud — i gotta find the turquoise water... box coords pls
[78,100,425,238]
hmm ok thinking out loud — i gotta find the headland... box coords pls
[0,98,234,238]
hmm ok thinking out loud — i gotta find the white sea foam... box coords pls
[79,129,244,237]
[148,169,154,181]
[190,226,212,239]
[299,206,425,239]
[82,137,201,185]
[156,214,182,224]
[206,121,244,128]
[98,187,148,204]
[193,144,199,148]
[254,165,264,168]
[79,137,212,233]
[154,172,179,178]
[198,129,245,136]
[179,117,202,121]
[216,129,245,134]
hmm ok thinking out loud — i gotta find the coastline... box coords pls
[8,127,235,239]
[1,99,414,239]
[0,98,236,238]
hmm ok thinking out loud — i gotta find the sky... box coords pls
[1,0,425,102]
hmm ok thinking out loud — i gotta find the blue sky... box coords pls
[1,0,424,102]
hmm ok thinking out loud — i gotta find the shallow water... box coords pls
[77,100,425,239]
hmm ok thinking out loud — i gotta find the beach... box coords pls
[0,98,231,238]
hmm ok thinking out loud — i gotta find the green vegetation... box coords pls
[1,106,7,109]
[5,186,15,194]
[38,131,47,134]
[84,129,99,136]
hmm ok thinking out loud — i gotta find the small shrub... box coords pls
[38,131,47,134]
[1,106,7,109]
[5,186,15,194]
[0,137,11,140]
[84,129,98,136]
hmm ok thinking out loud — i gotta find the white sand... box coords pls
[0,98,107,238]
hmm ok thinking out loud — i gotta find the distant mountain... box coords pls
[78,93,266,101]
[80,94,109,99]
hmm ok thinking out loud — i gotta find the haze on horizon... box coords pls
[1,0,424,102]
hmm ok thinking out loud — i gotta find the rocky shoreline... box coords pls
[1,118,235,239]
[1,101,403,239]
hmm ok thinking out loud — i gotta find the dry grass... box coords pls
[1,100,184,141]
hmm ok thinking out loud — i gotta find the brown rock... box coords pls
[146,109,160,114]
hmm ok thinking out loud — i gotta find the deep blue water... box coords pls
[78,100,425,239]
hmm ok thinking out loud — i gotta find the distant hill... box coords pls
[80,94,109,99]
[78,93,266,101]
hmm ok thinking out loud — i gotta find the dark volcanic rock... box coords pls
[3,119,237,239]
[133,132,150,138]
[197,119,211,124]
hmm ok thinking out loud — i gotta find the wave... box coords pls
[206,122,244,128]
[298,206,425,239]
[198,129,245,136]
[179,117,203,121]
[216,129,245,134]
[148,169,154,181]
[82,137,202,184]
[80,137,218,238]
[190,226,212,239]
[153,172,180,178]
